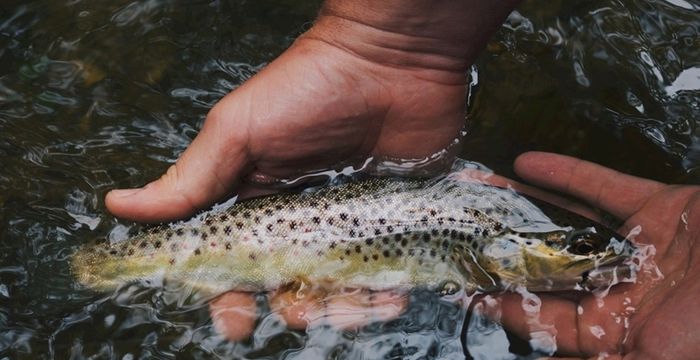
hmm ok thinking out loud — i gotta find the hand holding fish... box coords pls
[103,0,521,223]
[210,151,700,360]
[493,152,700,359]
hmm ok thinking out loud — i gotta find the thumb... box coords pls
[106,114,251,223]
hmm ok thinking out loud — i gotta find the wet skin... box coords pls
[101,0,700,357]
[215,152,700,360]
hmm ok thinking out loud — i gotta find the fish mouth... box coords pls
[578,258,633,291]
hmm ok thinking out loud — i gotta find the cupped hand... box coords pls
[105,31,467,223]
[495,152,700,360]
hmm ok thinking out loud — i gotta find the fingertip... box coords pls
[370,290,407,322]
[513,151,571,183]
[325,288,373,331]
[269,288,325,330]
[105,178,198,223]
[210,292,257,341]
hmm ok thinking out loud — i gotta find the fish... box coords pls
[71,174,634,296]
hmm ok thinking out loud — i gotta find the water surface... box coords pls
[0,0,698,358]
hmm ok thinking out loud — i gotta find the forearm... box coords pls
[303,0,522,79]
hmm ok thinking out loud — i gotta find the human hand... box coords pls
[104,0,523,223]
[494,152,700,359]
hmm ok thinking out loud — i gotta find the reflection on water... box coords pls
[0,0,697,358]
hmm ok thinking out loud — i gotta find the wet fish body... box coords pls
[72,176,632,294]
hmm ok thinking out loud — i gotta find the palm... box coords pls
[499,153,700,359]
[106,37,466,222]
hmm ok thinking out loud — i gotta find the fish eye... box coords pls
[568,232,603,255]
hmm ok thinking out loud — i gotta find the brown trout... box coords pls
[71,175,633,295]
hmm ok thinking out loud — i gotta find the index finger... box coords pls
[514,152,666,220]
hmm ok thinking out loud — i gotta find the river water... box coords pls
[0,0,698,358]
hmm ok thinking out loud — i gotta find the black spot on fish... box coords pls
[382,237,390,245]
[442,229,450,237]
[220,214,229,222]
[423,233,431,242]
[312,217,321,224]
[275,205,283,210]
[450,230,458,239]
[154,241,162,249]
[327,217,334,225]
[329,241,337,249]
[224,226,232,235]
[210,226,218,235]
[289,222,297,230]
[467,234,474,243]
[243,211,251,218]
[176,229,184,236]
[352,218,360,226]
[340,213,348,221]
[459,232,466,241]
[401,238,408,247]
[194,249,201,255]
[349,230,356,238]
[191,229,199,236]
[408,248,416,256]
[236,222,244,229]
[482,229,490,237]
[169,258,175,265]
[363,255,369,262]
[366,239,374,246]
[225,243,232,250]
[205,218,213,226]
[355,245,362,253]
[372,254,379,261]
[249,253,256,260]
[421,216,429,223]
[430,210,437,216]
[430,249,437,258]
[345,249,351,256]
[378,218,386,225]
[254,217,261,224]
[387,226,394,233]
[201,233,208,241]
[394,234,402,242]
[292,239,298,245]
[264,209,273,215]
[165,231,173,240]
[139,242,147,249]
[127,248,134,256]
[494,223,503,231]
[441,255,446,261]
[374,229,382,236]
[277,218,285,224]
[395,249,403,256]
[266,224,273,232]
[442,240,449,250]
[383,250,391,258]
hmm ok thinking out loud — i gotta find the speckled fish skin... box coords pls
[72,177,633,295]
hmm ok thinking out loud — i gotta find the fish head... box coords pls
[477,225,635,292]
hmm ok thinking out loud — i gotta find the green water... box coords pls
[0,0,698,358]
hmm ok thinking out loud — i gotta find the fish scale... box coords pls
[71,176,632,295]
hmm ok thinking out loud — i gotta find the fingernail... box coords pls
[109,188,143,198]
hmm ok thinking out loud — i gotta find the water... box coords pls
[0,0,697,358]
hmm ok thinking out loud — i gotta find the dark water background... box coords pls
[1,0,699,358]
